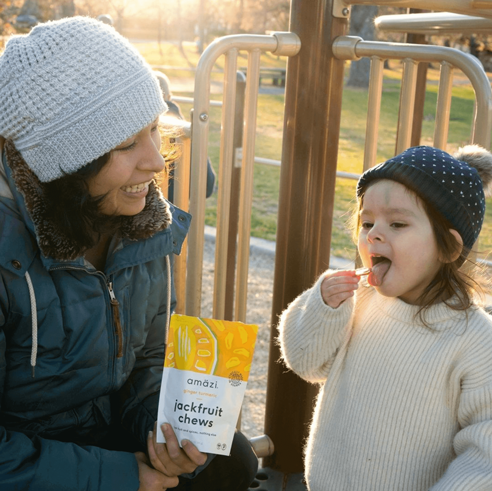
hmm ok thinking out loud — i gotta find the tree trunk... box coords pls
[234,0,244,33]
[20,0,41,17]
[196,0,206,54]
[59,0,75,17]
[177,0,183,46]
[346,5,378,88]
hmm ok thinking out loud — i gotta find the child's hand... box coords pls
[321,270,360,309]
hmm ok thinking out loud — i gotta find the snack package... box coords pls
[156,314,258,456]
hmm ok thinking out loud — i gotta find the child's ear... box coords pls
[447,229,463,263]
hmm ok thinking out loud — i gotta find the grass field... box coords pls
[135,41,492,262]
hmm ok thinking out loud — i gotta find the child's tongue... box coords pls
[368,259,391,286]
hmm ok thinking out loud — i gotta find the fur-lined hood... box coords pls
[3,140,173,261]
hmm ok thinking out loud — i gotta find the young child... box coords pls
[278,145,492,490]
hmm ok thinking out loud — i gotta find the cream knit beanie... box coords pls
[0,16,167,182]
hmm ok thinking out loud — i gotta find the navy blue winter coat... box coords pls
[0,142,191,490]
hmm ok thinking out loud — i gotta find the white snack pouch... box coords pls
[157,314,258,456]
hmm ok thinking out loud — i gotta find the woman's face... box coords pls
[87,119,164,216]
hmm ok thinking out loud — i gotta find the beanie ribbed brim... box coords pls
[19,75,166,182]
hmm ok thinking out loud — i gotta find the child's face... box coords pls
[87,119,164,216]
[358,180,442,305]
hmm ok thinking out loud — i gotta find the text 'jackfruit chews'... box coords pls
[157,314,258,455]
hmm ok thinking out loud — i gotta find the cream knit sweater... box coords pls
[278,274,492,491]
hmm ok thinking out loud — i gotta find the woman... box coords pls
[0,16,257,491]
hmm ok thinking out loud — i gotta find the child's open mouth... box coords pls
[368,255,391,286]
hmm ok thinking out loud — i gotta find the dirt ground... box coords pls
[200,238,275,440]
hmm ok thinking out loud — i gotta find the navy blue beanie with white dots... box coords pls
[357,145,492,251]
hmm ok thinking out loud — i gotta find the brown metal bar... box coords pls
[472,0,492,8]
[213,49,239,319]
[363,56,384,170]
[224,72,247,321]
[409,61,428,147]
[406,12,429,147]
[235,49,262,323]
[395,58,418,154]
[172,136,191,314]
[263,0,349,474]
[434,61,454,150]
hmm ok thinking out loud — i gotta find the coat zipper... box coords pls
[49,265,124,386]
[107,281,123,358]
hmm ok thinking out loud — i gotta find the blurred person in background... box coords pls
[97,14,114,26]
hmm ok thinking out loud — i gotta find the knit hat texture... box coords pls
[357,145,492,251]
[0,16,167,182]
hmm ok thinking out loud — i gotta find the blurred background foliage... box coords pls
[2,3,491,65]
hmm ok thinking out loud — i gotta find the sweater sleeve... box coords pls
[277,271,354,384]
[430,316,492,491]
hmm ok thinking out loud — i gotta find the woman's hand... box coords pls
[147,423,208,478]
[321,270,360,308]
[134,451,179,490]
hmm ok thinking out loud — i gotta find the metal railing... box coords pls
[173,96,222,107]
[168,34,492,310]
[375,12,492,34]
[162,31,300,460]
[158,16,492,466]
[333,0,492,20]
[331,35,492,271]
[332,36,492,169]
[183,32,300,322]
[158,116,192,315]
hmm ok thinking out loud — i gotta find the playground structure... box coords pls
[162,1,492,489]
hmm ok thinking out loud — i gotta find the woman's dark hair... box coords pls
[353,180,486,324]
[42,124,179,251]
[43,152,124,251]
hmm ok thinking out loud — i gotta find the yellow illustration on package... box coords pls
[157,314,258,456]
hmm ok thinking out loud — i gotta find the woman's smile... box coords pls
[120,179,153,194]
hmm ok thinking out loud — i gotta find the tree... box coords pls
[196,0,205,53]
[59,0,75,17]
[19,0,41,17]
[18,0,75,22]
[240,0,289,33]
[201,0,289,37]
[346,5,378,88]
[107,0,132,33]
[74,0,106,18]
[1,0,22,43]
[234,0,244,33]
